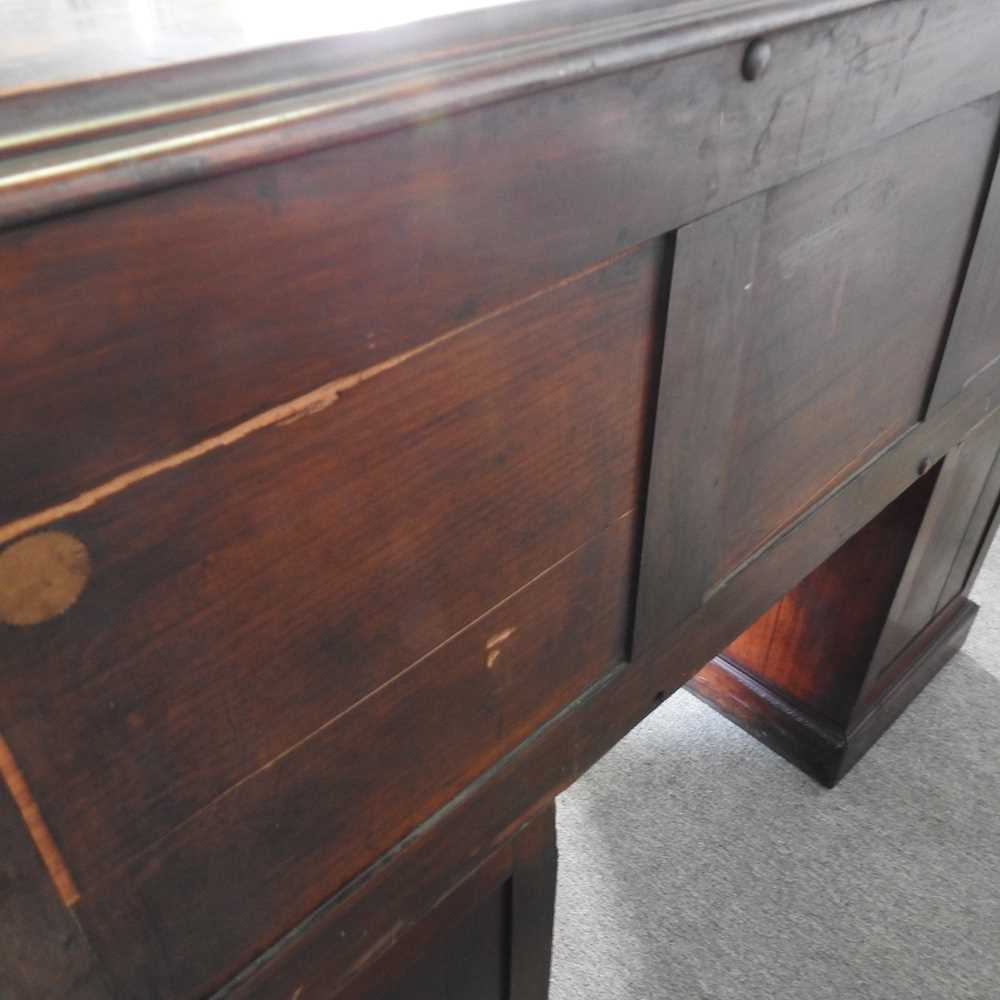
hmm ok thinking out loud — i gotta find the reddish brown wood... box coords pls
[27,275,1000,998]
[1,241,663,907]
[76,518,633,997]
[723,468,939,725]
[4,0,1000,996]
[690,598,978,786]
[216,355,1000,1000]
[5,1,1000,522]
[691,408,1000,784]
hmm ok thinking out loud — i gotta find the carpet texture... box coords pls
[551,547,1000,1000]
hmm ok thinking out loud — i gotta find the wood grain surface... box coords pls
[636,98,1000,646]
[3,0,1000,996]
[722,470,937,725]
[0,777,109,1000]
[928,141,1000,414]
[5,1,1000,521]
[0,239,664,997]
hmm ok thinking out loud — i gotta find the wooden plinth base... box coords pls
[688,599,979,787]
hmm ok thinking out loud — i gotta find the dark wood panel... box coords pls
[352,873,509,1000]
[634,193,766,644]
[839,597,978,779]
[5,1,1000,522]
[77,516,632,998]
[689,656,844,784]
[688,407,1000,781]
[927,140,1000,415]
[218,357,1000,1000]
[0,771,110,1000]
[226,804,555,1000]
[0,240,663,898]
[636,98,999,645]
[719,100,998,577]
[509,804,558,1000]
[215,813,516,1000]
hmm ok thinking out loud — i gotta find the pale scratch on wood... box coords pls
[0,249,636,549]
[486,627,517,649]
[351,923,402,977]
[485,627,517,668]
[0,329,456,547]
[0,731,79,906]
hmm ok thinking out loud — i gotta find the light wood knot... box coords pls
[0,532,90,626]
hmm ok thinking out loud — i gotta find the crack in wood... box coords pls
[0,731,79,907]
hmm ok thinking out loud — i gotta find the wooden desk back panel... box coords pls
[2,241,662,995]
[723,102,998,571]
[636,98,1000,645]
[4,1,1000,997]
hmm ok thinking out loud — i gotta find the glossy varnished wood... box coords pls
[6,1,1000,523]
[77,519,633,997]
[215,352,1000,997]
[691,409,1000,784]
[690,598,978,785]
[1,241,663,996]
[721,470,938,726]
[4,0,1000,996]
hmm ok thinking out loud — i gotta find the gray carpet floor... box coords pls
[551,546,1000,1000]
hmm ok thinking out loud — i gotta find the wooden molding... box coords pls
[0,1,902,227]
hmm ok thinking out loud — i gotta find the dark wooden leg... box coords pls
[509,804,558,1000]
[689,409,1000,786]
[345,803,557,1000]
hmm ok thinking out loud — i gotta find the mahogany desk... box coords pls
[3,1,1000,996]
